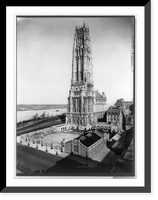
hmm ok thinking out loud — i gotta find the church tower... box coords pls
[66,22,107,130]
[71,22,94,87]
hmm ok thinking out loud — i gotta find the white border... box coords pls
[6,6,144,187]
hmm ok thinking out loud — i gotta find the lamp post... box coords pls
[45,143,48,152]
[51,141,53,149]
[41,139,43,146]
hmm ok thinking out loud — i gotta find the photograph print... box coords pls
[16,16,135,176]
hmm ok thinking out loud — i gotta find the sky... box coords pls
[17,17,134,105]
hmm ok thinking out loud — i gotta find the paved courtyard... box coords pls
[16,130,83,173]
[17,130,82,156]
[41,131,80,145]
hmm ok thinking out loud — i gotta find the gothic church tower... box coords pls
[66,22,106,130]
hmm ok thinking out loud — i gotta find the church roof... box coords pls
[114,99,124,107]
[95,90,103,98]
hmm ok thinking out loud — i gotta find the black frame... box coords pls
[4,2,151,193]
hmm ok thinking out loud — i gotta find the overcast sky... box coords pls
[17,17,134,105]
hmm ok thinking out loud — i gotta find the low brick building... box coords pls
[64,131,107,158]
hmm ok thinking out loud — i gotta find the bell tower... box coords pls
[71,22,94,86]
[66,22,95,130]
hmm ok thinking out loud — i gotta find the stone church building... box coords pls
[66,22,107,130]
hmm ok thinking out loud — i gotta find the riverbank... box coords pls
[17,104,67,111]
[17,108,67,122]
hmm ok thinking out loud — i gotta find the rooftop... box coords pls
[114,99,133,107]
[91,145,110,162]
[95,90,103,98]
[107,107,121,115]
[114,99,124,107]
[77,132,101,148]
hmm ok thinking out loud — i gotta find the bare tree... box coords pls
[32,113,38,122]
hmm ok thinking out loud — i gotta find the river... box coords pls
[17,108,67,122]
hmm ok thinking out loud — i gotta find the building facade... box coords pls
[66,22,107,130]
[106,107,125,132]
[51,124,68,132]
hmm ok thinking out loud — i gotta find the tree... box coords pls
[40,111,46,119]
[32,113,38,122]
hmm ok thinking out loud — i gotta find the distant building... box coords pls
[107,107,125,132]
[51,124,68,132]
[114,98,133,116]
[126,104,134,124]
[66,22,107,130]
[64,131,107,158]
